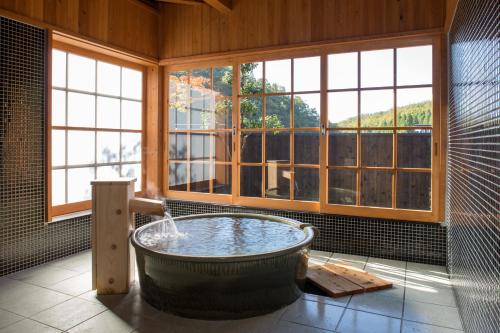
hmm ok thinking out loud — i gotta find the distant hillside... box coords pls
[331,101,432,127]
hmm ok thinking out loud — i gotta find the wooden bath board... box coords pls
[306,263,392,297]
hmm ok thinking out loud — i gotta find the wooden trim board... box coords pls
[307,263,392,298]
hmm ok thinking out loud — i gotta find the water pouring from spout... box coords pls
[160,209,182,240]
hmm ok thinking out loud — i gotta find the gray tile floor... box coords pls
[0,250,463,333]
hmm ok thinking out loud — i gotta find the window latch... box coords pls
[321,124,326,136]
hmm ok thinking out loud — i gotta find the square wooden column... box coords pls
[91,178,136,295]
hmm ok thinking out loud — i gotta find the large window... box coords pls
[51,48,144,215]
[165,36,441,222]
[327,46,433,211]
[239,57,321,203]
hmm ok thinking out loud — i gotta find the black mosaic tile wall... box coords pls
[0,17,151,276]
[447,1,500,333]
[164,200,447,265]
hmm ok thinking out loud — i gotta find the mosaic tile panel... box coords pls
[164,200,447,265]
[0,17,151,276]
[447,1,500,332]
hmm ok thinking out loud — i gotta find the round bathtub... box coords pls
[130,213,316,319]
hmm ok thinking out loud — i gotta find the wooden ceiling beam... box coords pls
[202,0,232,14]
[157,0,203,5]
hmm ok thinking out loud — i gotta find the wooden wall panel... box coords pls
[159,0,445,59]
[0,0,158,59]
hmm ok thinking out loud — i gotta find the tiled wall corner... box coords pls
[447,1,500,332]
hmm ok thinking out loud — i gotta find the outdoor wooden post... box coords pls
[91,178,164,295]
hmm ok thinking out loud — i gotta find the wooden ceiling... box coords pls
[157,0,231,14]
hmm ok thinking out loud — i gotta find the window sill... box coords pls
[49,209,91,224]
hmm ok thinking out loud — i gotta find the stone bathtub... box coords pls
[130,213,316,319]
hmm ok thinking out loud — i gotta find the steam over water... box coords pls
[136,216,306,257]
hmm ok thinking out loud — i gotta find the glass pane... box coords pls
[52,169,65,205]
[265,166,290,199]
[191,68,211,89]
[265,59,291,93]
[97,61,120,96]
[266,95,290,128]
[240,166,262,197]
[328,52,358,90]
[240,62,263,95]
[190,163,210,193]
[396,172,431,210]
[121,132,141,162]
[67,167,94,203]
[361,130,393,167]
[121,100,142,130]
[294,94,320,128]
[96,165,120,179]
[96,132,120,163]
[360,89,393,127]
[213,164,231,194]
[294,168,319,201]
[52,89,66,126]
[213,66,232,96]
[190,133,210,160]
[397,45,432,86]
[397,88,432,126]
[361,49,393,88]
[52,49,66,88]
[266,132,290,164]
[328,91,358,128]
[212,132,232,163]
[294,56,320,92]
[328,130,357,166]
[240,132,262,163]
[52,130,65,167]
[121,68,142,100]
[168,133,187,160]
[67,92,95,128]
[360,171,392,208]
[169,71,190,130]
[294,131,319,165]
[122,163,141,191]
[190,93,214,130]
[215,97,232,129]
[169,162,187,191]
[398,129,431,168]
[96,96,120,129]
[328,169,356,205]
[240,96,263,128]
[67,54,95,92]
[67,131,95,165]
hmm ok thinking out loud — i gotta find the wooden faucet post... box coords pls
[91,178,164,295]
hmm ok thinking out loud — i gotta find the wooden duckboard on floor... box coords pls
[306,263,392,298]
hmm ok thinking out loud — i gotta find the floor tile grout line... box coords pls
[63,308,117,332]
[401,318,465,332]
[3,269,92,298]
[281,318,337,332]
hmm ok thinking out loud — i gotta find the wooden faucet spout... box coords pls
[129,197,165,216]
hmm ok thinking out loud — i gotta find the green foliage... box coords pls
[330,101,432,128]
[239,64,319,129]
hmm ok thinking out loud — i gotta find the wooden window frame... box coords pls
[48,37,148,219]
[163,33,444,223]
